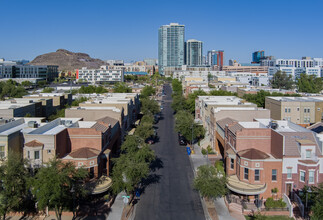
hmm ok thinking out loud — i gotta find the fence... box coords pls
[282,193,293,217]
[293,192,304,218]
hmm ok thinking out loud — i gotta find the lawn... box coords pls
[245,215,293,220]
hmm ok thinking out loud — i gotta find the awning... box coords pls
[85,176,112,195]
[226,175,267,196]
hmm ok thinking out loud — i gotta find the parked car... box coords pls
[178,133,187,145]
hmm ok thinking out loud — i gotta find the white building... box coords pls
[77,66,124,83]
[268,66,321,79]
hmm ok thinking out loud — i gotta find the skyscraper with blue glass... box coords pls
[158,23,185,75]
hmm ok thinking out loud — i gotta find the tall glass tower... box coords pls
[158,23,185,75]
[185,39,203,67]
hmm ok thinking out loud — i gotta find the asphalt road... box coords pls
[134,84,205,220]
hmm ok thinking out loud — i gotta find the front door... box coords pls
[286,183,292,198]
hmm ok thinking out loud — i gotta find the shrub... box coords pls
[201,148,207,155]
[265,197,286,209]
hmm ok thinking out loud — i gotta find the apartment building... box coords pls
[265,97,323,125]
[77,93,140,131]
[23,93,72,111]
[0,100,43,119]
[221,66,268,74]
[0,64,58,81]
[76,67,124,83]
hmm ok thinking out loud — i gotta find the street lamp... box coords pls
[306,186,312,218]
[70,185,75,219]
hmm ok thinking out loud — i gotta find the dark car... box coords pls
[178,133,187,145]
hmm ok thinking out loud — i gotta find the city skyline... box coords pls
[1,0,323,64]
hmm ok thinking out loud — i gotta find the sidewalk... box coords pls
[189,144,241,220]
[107,191,127,220]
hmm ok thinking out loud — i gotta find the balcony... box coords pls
[226,175,267,195]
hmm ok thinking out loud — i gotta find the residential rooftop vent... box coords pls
[270,121,278,130]
[28,121,38,128]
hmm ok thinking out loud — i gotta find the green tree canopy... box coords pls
[270,71,294,90]
[31,158,87,220]
[141,85,156,98]
[185,90,208,114]
[113,82,132,93]
[311,183,323,220]
[141,98,160,115]
[78,85,108,94]
[171,79,183,95]
[193,165,227,199]
[41,87,55,93]
[174,110,205,143]
[0,154,30,220]
[135,122,154,140]
[111,136,155,195]
[297,73,323,93]
[21,81,32,87]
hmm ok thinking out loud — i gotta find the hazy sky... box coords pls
[1,0,323,64]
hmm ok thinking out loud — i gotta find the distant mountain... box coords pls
[28,49,105,71]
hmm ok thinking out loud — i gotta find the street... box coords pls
[134,84,205,220]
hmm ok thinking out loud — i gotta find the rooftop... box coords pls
[267,96,323,102]
[238,148,270,160]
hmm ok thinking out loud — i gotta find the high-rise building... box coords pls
[207,50,224,67]
[185,39,203,67]
[158,23,185,75]
[252,50,265,63]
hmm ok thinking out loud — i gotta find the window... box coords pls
[244,168,249,180]
[318,108,321,111]
[309,171,314,184]
[0,146,5,158]
[297,107,300,111]
[47,149,51,154]
[255,169,260,181]
[230,158,234,169]
[78,162,84,167]
[27,151,30,159]
[272,169,277,181]
[300,171,305,182]
[287,168,292,179]
[34,151,40,160]
[285,108,288,113]
[288,108,291,113]
[306,150,311,158]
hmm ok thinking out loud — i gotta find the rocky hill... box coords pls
[28,49,105,71]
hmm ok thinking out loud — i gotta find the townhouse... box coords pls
[216,118,323,201]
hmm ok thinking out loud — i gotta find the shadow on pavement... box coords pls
[149,156,163,171]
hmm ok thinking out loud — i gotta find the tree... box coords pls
[310,183,323,220]
[37,80,47,88]
[141,86,156,98]
[141,98,160,115]
[171,79,182,95]
[193,165,226,199]
[78,85,108,94]
[31,158,87,220]
[174,110,205,143]
[0,154,30,220]
[140,114,154,125]
[111,136,155,195]
[71,97,88,106]
[185,90,207,114]
[171,94,186,113]
[41,87,55,93]
[135,122,154,140]
[113,82,132,93]
[21,81,32,87]
[297,73,323,93]
[270,71,294,90]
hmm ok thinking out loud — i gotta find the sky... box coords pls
[1,0,323,64]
